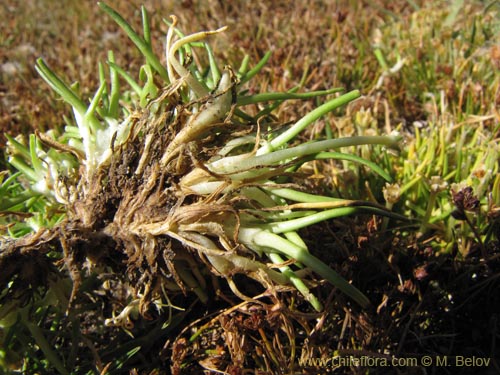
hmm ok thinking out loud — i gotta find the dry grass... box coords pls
[0,1,422,140]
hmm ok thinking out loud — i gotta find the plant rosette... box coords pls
[1,3,405,328]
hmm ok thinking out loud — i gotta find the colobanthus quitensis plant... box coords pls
[1,2,404,332]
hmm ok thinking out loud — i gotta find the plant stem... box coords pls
[237,87,343,106]
[239,228,370,308]
[267,252,323,312]
[210,135,401,175]
[98,2,169,82]
[257,90,361,155]
[167,23,227,98]
[238,51,272,85]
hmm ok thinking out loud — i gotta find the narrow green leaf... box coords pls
[237,87,344,106]
[312,151,392,181]
[205,44,221,88]
[29,135,44,175]
[98,2,169,82]
[241,228,370,308]
[35,59,87,116]
[141,5,151,46]
[239,51,272,85]
[237,54,250,78]
[5,134,31,160]
[107,61,142,95]
[258,90,362,154]
[108,50,121,117]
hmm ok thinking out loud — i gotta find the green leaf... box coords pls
[98,2,169,82]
